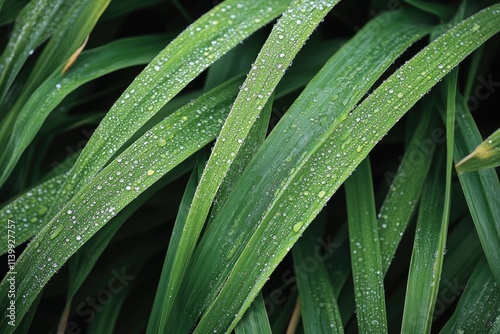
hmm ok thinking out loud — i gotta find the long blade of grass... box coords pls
[219,97,273,334]
[146,156,206,333]
[0,173,66,254]
[101,0,163,20]
[0,0,72,108]
[377,101,438,272]
[180,8,433,333]
[0,76,240,330]
[0,152,79,254]
[162,1,341,329]
[456,127,500,173]
[323,100,439,331]
[150,89,274,332]
[0,35,170,186]
[44,0,291,221]
[234,293,273,334]
[444,93,500,285]
[403,68,458,332]
[440,259,500,333]
[183,6,499,333]
[0,0,111,152]
[180,7,434,332]
[0,0,29,27]
[433,215,481,324]
[0,41,321,330]
[345,158,387,333]
[404,0,454,19]
[66,157,193,302]
[21,0,110,95]
[401,148,446,332]
[213,95,274,334]
[292,215,344,333]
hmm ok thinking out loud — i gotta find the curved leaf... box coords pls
[0,35,169,186]
[182,5,499,333]
[456,127,500,173]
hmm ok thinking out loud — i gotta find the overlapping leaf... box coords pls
[179,6,499,333]
[346,159,387,333]
[161,2,342,329]
[44,0,291,222]
[456,127,500,173]
[0,35,169,186]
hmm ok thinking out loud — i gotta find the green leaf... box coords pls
[440,259,500,333]
[65,158,193,302]
[446,94,500,285]
[292,215,344,333]
[0,0,111,154]
[0,173,66,254]
[149,91,274,332]
[404,0,454,19]
[179,5,499,333]
[0,152,79,255]
[234,293,273,334]
[0,0,29,26]
[456,127,500,173]
[163,2,342,330]
[402,65,458,334]
[178,8,433,333]
[45,0,291,222]
[8,0,111,108]
[345,158,387,333]
[377,101,438,272]
[0,76,239,330]
[146,155,206,333]
[0,35,169,186]
[401,148,446,333]
[0,0,72,108]
[0,29,319,330]
[433,215,481,323]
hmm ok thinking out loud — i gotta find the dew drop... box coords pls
[293,222,304,233]
[318,190,326,198]
[38,206,48,215]
[50,226,64,239]
[147,169,155,176]
[158,138,167,147]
